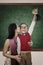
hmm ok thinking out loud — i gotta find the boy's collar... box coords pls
[20,32,28,35]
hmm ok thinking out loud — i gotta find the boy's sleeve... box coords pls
[17,37,21,54]
[28,15,36,36]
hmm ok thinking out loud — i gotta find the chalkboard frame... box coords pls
[0,3,43,5]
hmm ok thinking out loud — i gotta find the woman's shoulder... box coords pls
[5,39,10,42]
[5,39,10,45]
[3,39,10,48]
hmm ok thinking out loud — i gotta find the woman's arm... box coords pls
[3,39,21,62]
[3,39,16,59]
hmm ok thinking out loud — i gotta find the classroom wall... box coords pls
[0,0,43,3]
[0,51,43,65]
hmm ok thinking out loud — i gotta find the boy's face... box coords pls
[20,24,28,33]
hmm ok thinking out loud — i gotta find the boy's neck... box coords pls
[20,32,28,34]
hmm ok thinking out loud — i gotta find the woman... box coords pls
[3,23,21,65]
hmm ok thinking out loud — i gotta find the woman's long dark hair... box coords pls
[8,23,17,39]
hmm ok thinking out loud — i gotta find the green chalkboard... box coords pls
[0,5,43,50]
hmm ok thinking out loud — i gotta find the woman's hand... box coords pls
[14,55,22,63]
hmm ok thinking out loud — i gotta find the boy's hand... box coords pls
[32,8,38,15]
[28,41,33,46]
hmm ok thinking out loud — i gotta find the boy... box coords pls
[17,8,38,65]
[18,23,32,65]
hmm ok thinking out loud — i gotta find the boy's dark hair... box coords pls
[19,23,28,29]
[36,14,41,21]
[8,23,17,39]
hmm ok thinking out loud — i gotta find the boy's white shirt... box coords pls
[28,15,36,36]
[17,15,36,54]
[17,37,21,54]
